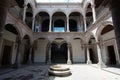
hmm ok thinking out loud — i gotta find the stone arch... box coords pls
[88,35,98,63]
[60,41,67,47]
[52,41,59,47]
[68,11,83,17]
[52,10,67,17]
[84,2,92,14]
[27,2,34,12]
[21,35,31,64]
[96,21,118,65]
[86,32,95,44]
[96,21,113,41]
[35,10,50,17]
[25,3,33,29]
[1,24,21,66]
[4,23,22,40]
[51,40,68,63]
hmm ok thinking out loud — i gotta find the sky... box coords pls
[36,0,83,3]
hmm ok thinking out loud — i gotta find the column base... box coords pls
[47,60,51,65]
[27,60,32,64]
[12,63,21,68]
[97,62,106,68]
[87,60,92,64]
[48,30,52,32]
[116,62,120,67]
[67,60,72,65]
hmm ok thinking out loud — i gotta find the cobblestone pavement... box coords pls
[0,64,120,80]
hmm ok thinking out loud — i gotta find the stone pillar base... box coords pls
[27,60,32,64]
[13,63,21,68]
[67,60,72,65]
[116,63,120,67]
[47,60,51,65]
[97,62,106,68]
[87,60,92,64]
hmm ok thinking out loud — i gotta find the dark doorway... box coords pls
[22,46,30,64]
[51,43,67,63]
[22,35,30,64]
[89,48,98,63]
[1,45,12,66]
[107,45,116,65]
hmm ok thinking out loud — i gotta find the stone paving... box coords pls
[0,64,120,80]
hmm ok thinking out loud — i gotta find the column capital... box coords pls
[23,3,28,7]
[83,17,86,20]
[32,17,35,20]
[67,43,71,47]
[91,4,95,8]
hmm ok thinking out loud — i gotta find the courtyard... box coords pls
[0,64,120,80]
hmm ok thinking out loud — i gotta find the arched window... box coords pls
[42,19,49,32]
[54,19,65,32]
[69,19,77,32]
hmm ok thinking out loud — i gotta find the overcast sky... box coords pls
[36,0,83,3]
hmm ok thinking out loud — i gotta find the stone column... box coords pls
[86,45,92,64]
[14,37,21,68]
[66,16,70,32]
[91,4,96,23]
[47,43,51,64]
[110,0,120,61]
[67,43,72,64]
[32,17,35,31]
[27,45,32,64]
[22,4,27,22]
[49,16,52,32]
[0,2,9,66]
[96,42,106,68]
[83,17,87,31]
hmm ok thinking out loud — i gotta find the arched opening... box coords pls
[25,4,33,29]
[52,12,66,32]
[69,12,83,32]
[100,25,116,65]
[69,19,77,32]
[86,3,93,28]
[42,19,49,32]
[54,19,65,32]
[21,35,31,64]
[1,24,19,66]
[51,43,68,63]
[88,36,98,63]
[36,12,49,32]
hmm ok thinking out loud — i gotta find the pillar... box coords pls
[86,46,92,64]
[22,4,27,22]
[67,43,72,64]
[49,16,52,32]
[67,16,70,32]
[32,17,35,31]
[47,43,51,64]
[83,17,87,31]
[91,4,96,23]
[27,45,32,64]
[96,42,106,68]
[0,2,9,66]
[14,37,21,68]
[110,0,120,61]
